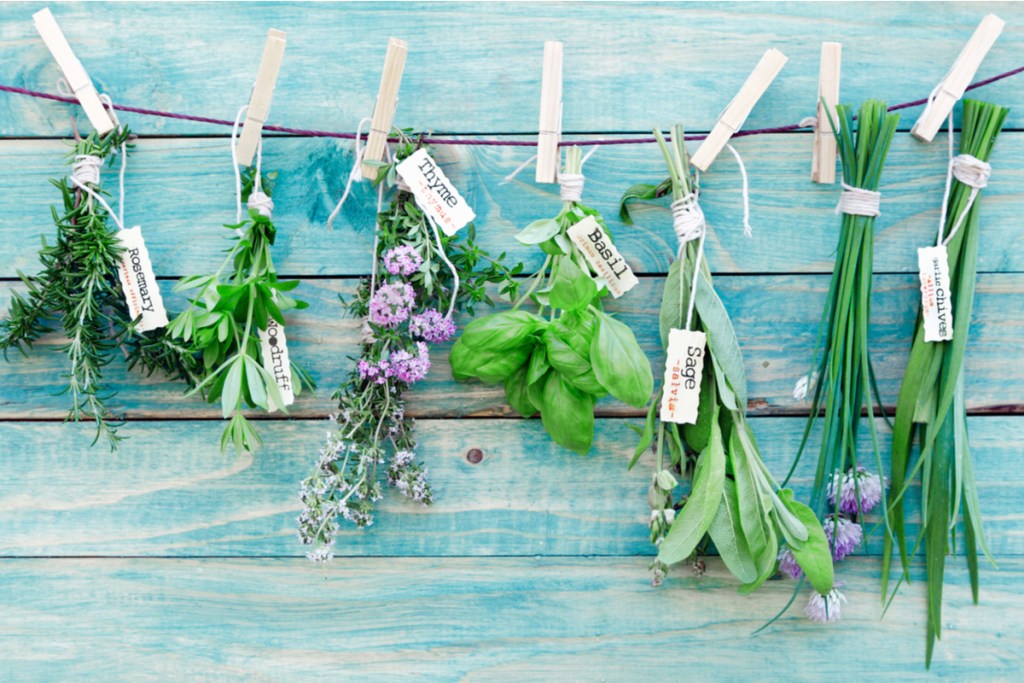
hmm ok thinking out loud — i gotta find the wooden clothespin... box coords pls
[911,14,1005,142]
[811,42,841,184]
[236,29,287,167]
[361,38,408,180]
[32,7,116,135]
[536,41,564,184]
[690,49,788,172]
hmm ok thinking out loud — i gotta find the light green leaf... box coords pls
[222,358,244,419]
[515,218,561,245]
[708,479,759,584]
[540,371,596,455]
[549,258,597,312]
[591,311,653,408]
[777,489,834,595]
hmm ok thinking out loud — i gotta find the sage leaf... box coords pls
[777,489,834,595]
[708,478,759,584]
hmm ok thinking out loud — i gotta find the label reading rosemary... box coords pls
[396,149,475,236]
[567,216,638,298]
[660,328,706,424]
[918,245,954,342]
[259,318,294,412]
[115,226,168,332]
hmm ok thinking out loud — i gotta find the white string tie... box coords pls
[725,143,754,237]
[502,154,537,183]
[836,182,881,217]
[951,154,991,189]
[71,154,102,187]
[671,193,706,245]
[556,146,598,203]
[326,116,373,231]
[247,190,274,218]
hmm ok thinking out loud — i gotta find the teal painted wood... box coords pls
[0,556,1020,680]
[2,273,1022,420]
[1,3,1024,137]
[0,135,1022,278]
[0,417,1018,557]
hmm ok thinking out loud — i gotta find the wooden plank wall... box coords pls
[1,2,1022,679]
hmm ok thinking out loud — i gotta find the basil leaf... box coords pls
[504,363,538,418]
[777,489,834,595]
[629,398,659,470]
[540,371,596,455]
[474,345,533,384]
[708,478,759,584]
[591,311,653,408]
[457,310,546,352]
[526,346,551,385]
[544,327,604,396]
[549,258,597,312]
[515,218,562,245]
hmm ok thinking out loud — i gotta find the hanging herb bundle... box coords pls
[620,126,834,601]
[0,126,196,447]
[298,133,520,561]
[883,99,1007,667]
[785,100,898,556]
[167,164,315,454]
[450,146,653,454]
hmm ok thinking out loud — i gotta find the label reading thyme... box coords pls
[115,226,168,332]
[660,328,706,424]
[567,216,639,298]
[396,149,475,236]
[259,317,295,412]
[917,245,954,342]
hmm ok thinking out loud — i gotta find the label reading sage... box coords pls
[396,149,475,236]
[660,328,706,424]
[918,245,953,342]
[259,317,295,412]
[567,216,638,298]
[115,226,168,332]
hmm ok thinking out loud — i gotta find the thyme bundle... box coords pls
[622,127,834,601]
[450,146,653,454]
[298,134,519,561]
[883,99,1007,667]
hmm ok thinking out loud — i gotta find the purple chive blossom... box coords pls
[369,282,416,327]
[383,245,423,276]
[823,515,863,562]
[390,342,431,385]
[827,467,886,515]
[805,588,847,624]
[777,547,803,580]
[409,308,457,343]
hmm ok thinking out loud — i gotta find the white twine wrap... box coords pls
[71,154,102,187]
[671,193,706,244]
[69,94,129,232]
[556,146,598,202]
[835,182,881,217]
[936,115,992,247]
[231,105,273,231]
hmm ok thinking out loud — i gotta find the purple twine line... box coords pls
[1,63,1021,146]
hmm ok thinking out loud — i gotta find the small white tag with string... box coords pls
[917,246,953,342]
[259,317,294,412]
[661,329,706,424]
[567,216,638,298]
[115,226,168,332]
[396,149,475,236]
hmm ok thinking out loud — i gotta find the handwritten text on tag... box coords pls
[567,216,638,298]
[660,328,706,424]
[116,226,168,332]
[918,245,954,342]
[396,149,475,236]
[259,318,295,412]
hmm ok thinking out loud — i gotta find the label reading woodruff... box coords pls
[259,317,295,412]
[396,149,475,236]
[918,245,954,342]
[115,226,168,332]
[660,328,706,424]
[567,216,638,298]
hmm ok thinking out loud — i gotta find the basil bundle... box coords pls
[884,99,1007,667]
[450,146,653,455]
[622,126,834,596]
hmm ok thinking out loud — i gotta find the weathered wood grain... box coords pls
[2,273,1022,420]
[1,3,1023,137]
[0,416,1018,557]
[0,556,1020,680]
[0,135,1022,277]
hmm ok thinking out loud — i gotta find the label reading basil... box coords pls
[660,328,706,424]
[567,216,638,298]
[259,317,295,412]
[115,226,168,332]
[917,245,954,342]
[396,149,475,236]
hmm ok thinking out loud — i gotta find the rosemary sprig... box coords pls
[883,99,1007,668]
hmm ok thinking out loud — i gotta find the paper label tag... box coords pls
[567,216,639,298]
[259,318,295,412]
[115,226,168,332]
[396,149,475,236]
[918,245,954,342]
[660,329,706,424]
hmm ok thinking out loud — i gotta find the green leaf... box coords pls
[548,258,597,312]
[222,358,244,419]
[515,218,561,245]
[455,310,546,353]
[694,272,748,409]
[591,311,653,408]
[504,363,538,418]
[777,489,834,595]
[539,371,596,455]
[708,478,759,584]
[526,346,551,385]
[629,399,658,469]
[242,356,269,411]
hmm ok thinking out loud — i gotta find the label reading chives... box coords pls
[917,245,954,342]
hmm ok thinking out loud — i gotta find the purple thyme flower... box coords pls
[827,467,886,515]
[777,547,803,580]
[409,308,457,343]
[368,282,416,327]
[823,515,863,562]
[383,245,424,276]
[358,359,391,385]
[805,588,847,624]
[389,342,431,385]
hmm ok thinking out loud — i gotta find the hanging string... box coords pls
[326,117,373,231]
[835,182,881,217]
[724,143,753,237]
[247,139,274,218]
[427,213,461,320]
[935,113,991,247]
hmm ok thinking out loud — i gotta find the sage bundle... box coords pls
[450,146,653,454]
[0,123,193,447]
[298,133,519,561]
[621,126,834,601]
[884,99,1007,667]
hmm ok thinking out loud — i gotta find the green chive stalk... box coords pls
[883,99,1007,668]
[786,100,899,537]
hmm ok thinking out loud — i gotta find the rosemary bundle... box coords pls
[622,127,834,601]
[884,99,1007,667]
[450,146,653,454]
[167,167,314,453]
[298,134,519,561]
[1,127,193,447]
